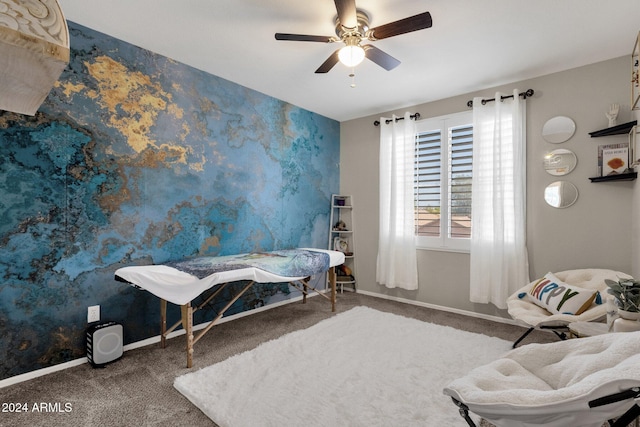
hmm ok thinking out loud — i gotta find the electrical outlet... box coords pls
[88,305,100,323]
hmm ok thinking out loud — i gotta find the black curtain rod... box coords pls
[374,113,421,126]
[466,89,534,108]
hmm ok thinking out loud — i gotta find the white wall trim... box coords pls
[1,289,519,389]
[0,357,88,390]
[356,289,520,326]
[0,293,312,389]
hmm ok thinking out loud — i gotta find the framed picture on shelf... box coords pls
[333,237,349,253]
[598,143,628,176]
[630,126,640,167]
[602,146,628,176]
[633,31,640,110]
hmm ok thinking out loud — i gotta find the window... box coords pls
[414,111,473,252]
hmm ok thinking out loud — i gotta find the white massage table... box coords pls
[115,248,345,367]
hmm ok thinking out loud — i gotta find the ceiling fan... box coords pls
[275,0,432,74]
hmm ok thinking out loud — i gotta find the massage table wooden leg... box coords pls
[330,266,336,312]
[181,303,194,368]
[193,281,255,346]
[156,265,338,368]
[302,276,309,304]
[288,271,336,312]
[160,299,167,348]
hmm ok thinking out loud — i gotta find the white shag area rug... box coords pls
[174,306,511,427]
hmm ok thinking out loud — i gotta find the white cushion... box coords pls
[520,272,601,315]
[507,269,631,328]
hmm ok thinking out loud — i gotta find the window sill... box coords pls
[416,245,470,254]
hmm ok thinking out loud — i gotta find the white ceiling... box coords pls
[58,0,640,122]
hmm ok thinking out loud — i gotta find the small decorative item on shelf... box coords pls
[333,220,347,231]
[335,197,346,206]
[336,264,354,282]
[597,143,629,176]
[602,146,629,176]
[606,103,619,127]
[605,278,640,332]
[333,237,349,253]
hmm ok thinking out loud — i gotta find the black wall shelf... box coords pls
[589,172,637,182]
[589,121,637,137]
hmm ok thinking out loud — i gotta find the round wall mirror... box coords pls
[544,181,578,208]
[543,149,577,176]
[542,116,576,143]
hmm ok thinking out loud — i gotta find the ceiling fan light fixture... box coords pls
[338,42,365,67]
[275,2,433,75]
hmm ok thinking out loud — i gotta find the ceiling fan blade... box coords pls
[275,33,334,43]
[315,49,341,73]
[334,0,357,29]
[368,11,432,40]
[363,45,400,71]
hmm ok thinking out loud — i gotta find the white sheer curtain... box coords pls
[376,112,418,290]
[469,90,529,308]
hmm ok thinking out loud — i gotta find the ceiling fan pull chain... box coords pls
[350,68,356,88]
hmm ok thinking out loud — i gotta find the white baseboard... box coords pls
[1,288,518,389]
[0,293,312,389]
[0,357,89,390]
[356,289,520,326]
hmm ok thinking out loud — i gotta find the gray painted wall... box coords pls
[341,56,634,319]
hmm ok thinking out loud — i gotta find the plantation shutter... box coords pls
[448,124,473,238]
[414,129,441,237]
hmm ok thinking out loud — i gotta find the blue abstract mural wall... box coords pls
[0,22,339,380]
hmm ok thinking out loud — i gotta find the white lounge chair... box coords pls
[506,269,631,347]
[443,331,640,427]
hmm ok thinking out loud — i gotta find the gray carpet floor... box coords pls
[0,292,560,427]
